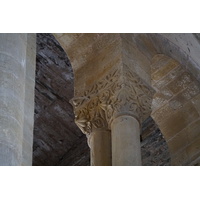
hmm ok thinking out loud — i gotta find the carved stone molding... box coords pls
[70,65,155,135]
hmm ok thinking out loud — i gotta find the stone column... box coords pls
[0,34,27,165]
[111,115,141,166]
[88,129,111,166]
[71,65,154,166]
[21,34,36,166]
[0,33,36,166]
[71,95,112,166]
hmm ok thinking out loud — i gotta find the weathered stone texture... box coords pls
[33,33,90,166]
[151,53,200,165]
[149,33,200,83]
[22,34,36,166]
[141,117,170,166]
[0,34,27,165]
[33,33,170,166]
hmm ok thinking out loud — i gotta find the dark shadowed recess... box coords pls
[33,33,170,166]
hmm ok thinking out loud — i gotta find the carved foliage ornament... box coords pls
[71,66,155,135]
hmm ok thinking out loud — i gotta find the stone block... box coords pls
[186,119,200,142]
[122,35,151,74]
[151,54,179,73]
[54,33,83,52]
[22,138,33,166]
[151,103,175,124]
[171,149,189,166]
[149,34,189,70]
[67,34,103,60]
[67,34,118,70]
[151,58,179,81]
[152,65,185,90]
[161,34,200,73]
[191,93,200,115]
[134,34,158,60]
[0,53,25,80]
[23,122,33,143]
[53,33,63,38]
[25,34,36,80]
[0,142,21,166]
[186,137,200,163]
[168,82,200,111]
[0,67,24,98]
[75,42,122,94]
[158,101,199,140]
[21,151,32,166]
[167,129,189,155]
[167,118,200,159]
[123,52,151,85]
[166,71,194,95]
[151,92,168,111]
[186,57,200,82]
[0,114,23,145]
[0,33,27,64]
[0,93,24,126]
[24,78,35,105]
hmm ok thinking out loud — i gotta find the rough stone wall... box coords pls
[33,33,90,166]
[141,117,170,166]
[33,33,170,166]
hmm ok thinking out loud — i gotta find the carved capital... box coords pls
[70,66,155,135]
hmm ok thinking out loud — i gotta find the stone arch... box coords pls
[52,33,174,165]
[47,33,200,166]
[126,33,200,165]
[133,33,200,82]
[33,33,90,166]
[150,54,200,165]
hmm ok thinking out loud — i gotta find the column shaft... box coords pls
[21,34,36,166]
[111,115,141,166]
[89,129,112,166]
[0,34,27,165]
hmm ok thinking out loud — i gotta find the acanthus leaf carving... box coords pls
[70,65,155,135]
